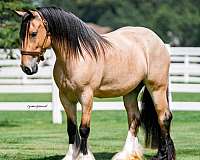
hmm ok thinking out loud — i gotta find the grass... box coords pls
[0,92,200,102]
[0,93,52,102]
[171,92,200,102]
[0,111,199,160]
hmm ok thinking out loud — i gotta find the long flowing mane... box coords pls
[37,7,111,59]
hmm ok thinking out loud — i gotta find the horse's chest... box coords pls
[56,76,74,91]
[53,67,76,93]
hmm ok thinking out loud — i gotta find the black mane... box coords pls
[37,7,110,59]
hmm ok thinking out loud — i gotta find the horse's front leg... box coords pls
[78,87,95,160]
[59,92,80,160]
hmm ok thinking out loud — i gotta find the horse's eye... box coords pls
[31,32,37,37]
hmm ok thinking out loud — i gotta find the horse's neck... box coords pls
[52,44,82,73]
[52,43,69,62]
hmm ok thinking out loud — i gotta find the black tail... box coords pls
[140,87,161,148]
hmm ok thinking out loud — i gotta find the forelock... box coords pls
[20,13,34,41]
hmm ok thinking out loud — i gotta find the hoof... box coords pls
[113,132,143,160]
[112,151,143,160]
[62,144,80,160]
[78,154,95,160]
[112,151,127,160]
[62,153,80,160]
[129,152,143,160]
[78,147,95,160]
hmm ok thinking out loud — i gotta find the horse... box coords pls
[15,7,175,160]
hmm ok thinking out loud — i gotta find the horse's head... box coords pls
[15,10,51,75]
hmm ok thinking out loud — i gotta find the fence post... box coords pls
[52,77,62,124]
[165,44,173,109]
[184,54,189,83]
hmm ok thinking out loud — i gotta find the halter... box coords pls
[20,11,50,62]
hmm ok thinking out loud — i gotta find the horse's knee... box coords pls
[79,126,90,155]
[158,110,173,135]
[163,111,172,132]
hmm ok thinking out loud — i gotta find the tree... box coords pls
[0,0,36,49]
[1,0,200,48]
[40,0,200,46]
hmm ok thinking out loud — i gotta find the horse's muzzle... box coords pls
[21,64,38,75]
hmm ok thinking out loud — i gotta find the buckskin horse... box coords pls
[15,7,175,160]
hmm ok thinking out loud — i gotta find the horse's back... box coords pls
[114,27,171,86]
[105,26,166,51]
[105,26,170,79]
[104,26,170,67]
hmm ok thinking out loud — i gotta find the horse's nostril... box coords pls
[25,67,30,74]
[25,67,31,75]
[22,66,32,75]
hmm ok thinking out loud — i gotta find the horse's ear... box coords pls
[14,10,36,19]
[14,10,27,17]
[24,9,35,17]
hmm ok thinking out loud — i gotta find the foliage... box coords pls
[41,0,200,46]
[1,0,200,48]
[0,0,36,49]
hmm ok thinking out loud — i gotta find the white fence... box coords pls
[0,47,200,123]
[170,47,200,84]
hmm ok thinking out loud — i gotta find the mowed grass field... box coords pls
[0,93,200,160]
[0,111,200,160]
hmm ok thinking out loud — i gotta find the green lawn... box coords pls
[0,92,200,102]
[0,111,199,160]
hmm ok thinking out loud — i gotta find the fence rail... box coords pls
[169,47,200,83]
[0,47,200,123]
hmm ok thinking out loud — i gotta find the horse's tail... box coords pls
[140,87,161,148]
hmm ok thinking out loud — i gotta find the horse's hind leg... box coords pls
[148,85,175,160]
[112,85,143,160]
[59,92,80,160]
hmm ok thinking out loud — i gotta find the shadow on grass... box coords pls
[28,152,154,160]
[28,152,114,160]
[29,155,64,160]
[94,152,115,160]
[144,153,154,159]
[0,120,19,127]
